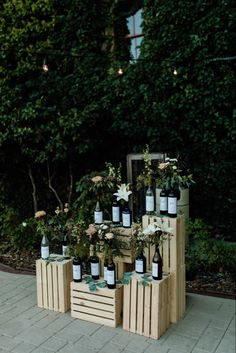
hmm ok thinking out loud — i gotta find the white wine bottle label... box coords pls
[146,196,154,212]
[160,196,167,211]
[41,246,49,259]
[135,259,144,273]
[112,206,120,222]
[62,245,69,257]
[91,263,99,276]
[122,212,131,227]
[94,211,103,224]
[168,197,177,214]
[73,265,81,280]
[152,262,159,277]
[104,265,108,281]
[107,270,115,285]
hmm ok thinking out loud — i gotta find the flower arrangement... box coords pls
[97,223,124,259]
[156,157,195,190]
[35,210,48,235]
[131,223,149,256]
[143,218,173,247]
[69,220,90,259]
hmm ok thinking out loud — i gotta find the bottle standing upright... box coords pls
[152,245,163,280]
[145,185,155,215]
[90,252,100,280]
[41,233,49,260]
[168,189,177,218]
[107,256,116,289]
[62,234,70,259]
[94,201,103,225]
[135,251,146,274]
[73,257,82,282]
[122,203,132,228]
[112,198,120,224]
[160,188,168,215]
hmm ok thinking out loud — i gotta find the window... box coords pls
[126,9,143,60]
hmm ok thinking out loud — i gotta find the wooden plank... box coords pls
[72,304,115,319]
[72,297,114,312]
[130,277,137,333]
[71,281,122,297]
[150,280,161,339]
[71,310,117,327]
[57,263,66,312]
[143,284,151,337]
[36,260,43,308]
[42,260,48,309]
[114,285,123,325]
[136,283,144,335]
[72,291,115,305]
[47,263,54,310]
[52,264,59,311]
[122,281,131,331]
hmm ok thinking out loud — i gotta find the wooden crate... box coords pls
[71,281,123,327]
[36,255,72,313]
[142,215,185,272]
[98,258,131,280]
[123,273,171,339]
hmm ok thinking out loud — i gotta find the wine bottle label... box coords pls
[112,206,120,222]
[122,212,131,227]
[107,269,115,285]
[94,211,103,224]
[62,245,69,257]
[146,196,154,212]
[160,196,168,211]
[41,246,49,259]
[91,263,99,276]
[73,264,81,280]
[152,262,159,277]
[168,197,177,214]
[135,259,144,273]
[104,265,108,281]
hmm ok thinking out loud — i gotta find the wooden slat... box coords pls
[72,304,114,319]
[47,263,54,310]
[122,281,131,330]
[52,264,59,311]
[71,311,117,327]
[143,284,151,337]
[130,277,137,333]
[72,296,114,308]
[136,283,144,335]
[150,280,161,339]
[36,260,43,308]
[42,260,48,309]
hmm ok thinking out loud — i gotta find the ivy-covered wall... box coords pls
[0,0,235,238]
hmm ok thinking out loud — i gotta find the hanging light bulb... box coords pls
[118,68,124,75]
[42,59,48,72]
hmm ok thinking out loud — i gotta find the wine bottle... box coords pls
[168,189,177,218]
[122,204,132,228]
[145,186,155,215]
[73,257,82,282]
[94,201,103,225]
[103,257,108,282]
[112,198,120,224]
[160,188,168,215]
[107,259,116,289]
[41,234,49,260]
[152,245,163,280]
[62,234,70,259]
[135,251,146,274]
[90,254,100,280]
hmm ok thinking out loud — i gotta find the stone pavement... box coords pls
[0,271,235,353]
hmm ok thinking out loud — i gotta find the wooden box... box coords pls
[169,264,186,323]
[36,255,72,313]
[71,281,123,327]
[142,215,185,272]
[123,273,171,339]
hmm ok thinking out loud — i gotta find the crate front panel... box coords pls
[36,257,72,313]
[71,281,123,327]
[123,273,171,339]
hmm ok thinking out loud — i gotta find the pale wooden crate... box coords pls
[71,281,123,328]
[98,258,131,280]
[142,215,185,272]
[36,255,72,313]
[123,273,171,339]
[169,264,186,323]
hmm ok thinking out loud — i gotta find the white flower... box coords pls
[105,232,114,240]
[100,224,109,230]
[172,165,177,170]
[170,158,178,162]
[114,183,132,202]
[143,223,159,235]
[22,222,27,227]
[154,220,173,234]
[35,210,46,219]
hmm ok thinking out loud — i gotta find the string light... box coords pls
[42,59,48,72]
[118,68,124,75]
[173,69,178,75]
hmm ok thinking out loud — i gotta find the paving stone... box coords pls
[97,341,124,353]
[162,333,197,352]
[0,335,22,351]
[214,332,236,353]
[54,325,84,344]
[40,336,67,352]
[0,318,32,337]
[63,319,100,336]
[142,344,169,353]
[124,334,151,352]
[16,326,53,346]
[33,313,61,329]
[57,343,99,353]
[11,341,37,353]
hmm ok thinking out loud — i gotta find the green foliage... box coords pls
[186,219,236,277]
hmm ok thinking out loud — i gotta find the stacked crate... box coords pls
[142,215,186,323]
[36,255,72,313]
